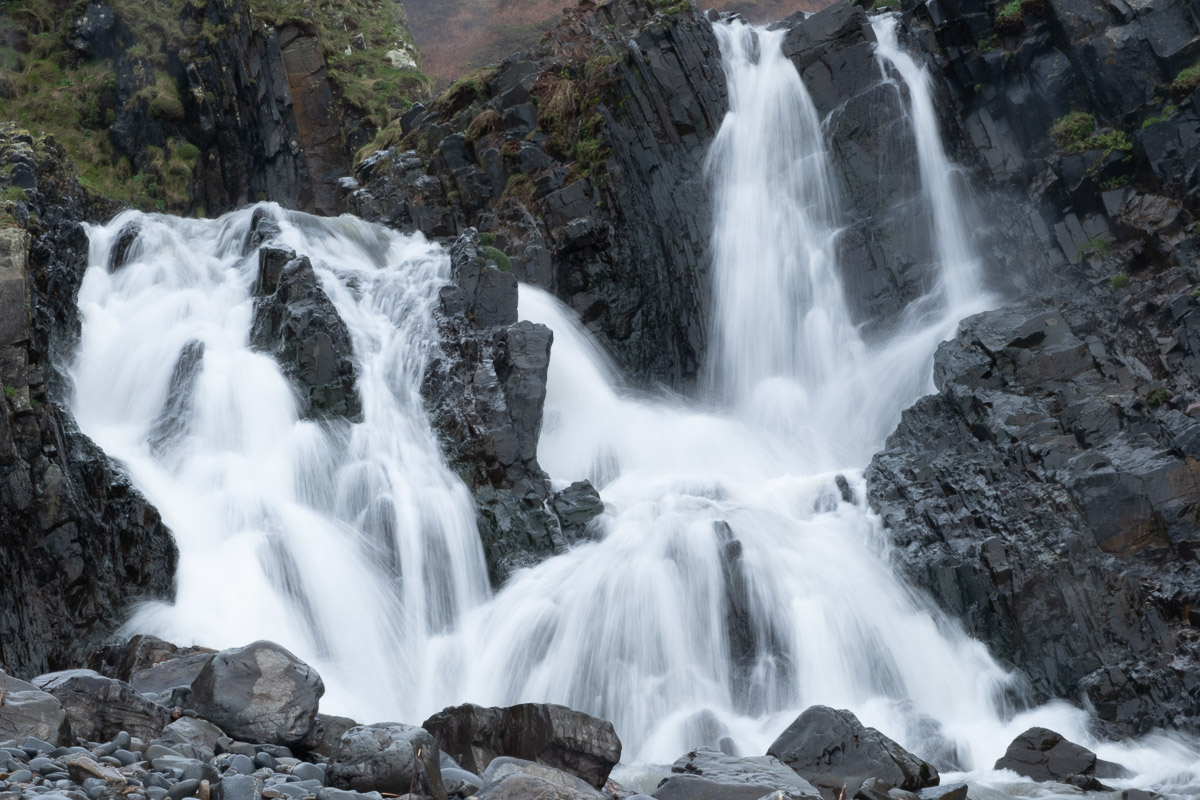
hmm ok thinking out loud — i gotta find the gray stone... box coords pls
[188,641,324,748]
[33,670,169,743]
[423,703,621,789]
[0,670,72,746]
[767,707,938,797]
[326,723,438,796]
[993,728,1129,783]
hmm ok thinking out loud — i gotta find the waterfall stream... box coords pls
[70,15,1199,799]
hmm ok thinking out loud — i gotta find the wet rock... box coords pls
[187,641,324,748]
[326,723,439,796]
[654,747,820,800]
[477,772,601,800]
[250,248,361,421]
[993,727,1129,784]
[107,220,141,273]
[478,758,604,799]
[767,707,938,798]
[34,670,169,742]
[0,669,73,745]
[155,718,226,762]
[550,481,604,543]
[422,703,621,789]
[0,127,177,678]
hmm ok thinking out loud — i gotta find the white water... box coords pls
[69,15,1200,800]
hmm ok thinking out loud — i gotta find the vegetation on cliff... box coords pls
[0,0,429,215]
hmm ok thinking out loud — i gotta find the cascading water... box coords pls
[69,14,1200,800]
[72,210,491,722]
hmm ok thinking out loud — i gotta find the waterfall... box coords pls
[72,209,490,722]
[69,13,1200,798]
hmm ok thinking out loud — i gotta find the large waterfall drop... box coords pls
[70,15,1200,800]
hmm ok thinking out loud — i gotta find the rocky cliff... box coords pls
[1,0,427,216]
[0,124,177,678]
[345,0,727,388]
[837,0,1200,735]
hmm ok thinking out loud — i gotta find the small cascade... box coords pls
[72,208,490,722]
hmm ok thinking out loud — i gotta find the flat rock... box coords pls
[0,669,72,745]
[33,669,169,742]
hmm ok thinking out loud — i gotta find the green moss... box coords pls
[1171,60,1200,99]
[501,173,536,207]
[3,186,26,203]
[480,245,511,272]
[872,0,900,9]
[1049,111,1132,164]
[3,386,15,400]
[1079,236,1112,257]
[1142,104,1176,129]
[1110,272,1129,289]
[478,232,497,246]
[1146,387,1171,407]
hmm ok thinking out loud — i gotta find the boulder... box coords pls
[33,669,169,742]
[154,717,226,761]
[993,727,1129,784]
[477,772,600,800]
[766,707,938,798]
[327,722,440,796]
[652,748,820,800]
[187,641,324,748]
[478,758,605,799]
[422,702,621,789]
[0,668,73,745]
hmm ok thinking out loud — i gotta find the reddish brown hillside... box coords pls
[402,0,827,87]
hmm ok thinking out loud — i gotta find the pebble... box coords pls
[146,789,168,800]
[6,771,32,784]
[114,733,132,751]
[291,764,323,784]
[168,778,200,800]
[227,755,255,775]
[253,752,277,771]
[114,750,139,767]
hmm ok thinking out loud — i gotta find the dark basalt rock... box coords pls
[107,219,141,273]
[187,641,325,749]
[867,298,1200,734]
[347,0,726,389]
[33,668,171,742]
[422,229,601,585]
[0,125,177,680]
[422,702,621,789]
[767,706,939,799]
[993,727,1129,786]
[250,247,362,421]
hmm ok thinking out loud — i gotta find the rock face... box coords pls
[766,706,939,798]
[848,0,1200,738]
[347,0,727,388]
[0,125,177,679]
[187,641,325,748]
[993,727,1129,786]
[421,231,602,585]
[250,245,362,421]
[867,299,1200,734]
[421,702,621,789]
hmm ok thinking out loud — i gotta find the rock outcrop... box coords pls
[0,125,177,679]
[855,0,1200,736]
[347,0,727,388]
[421,230,602,585]
[993,727,1129,789]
